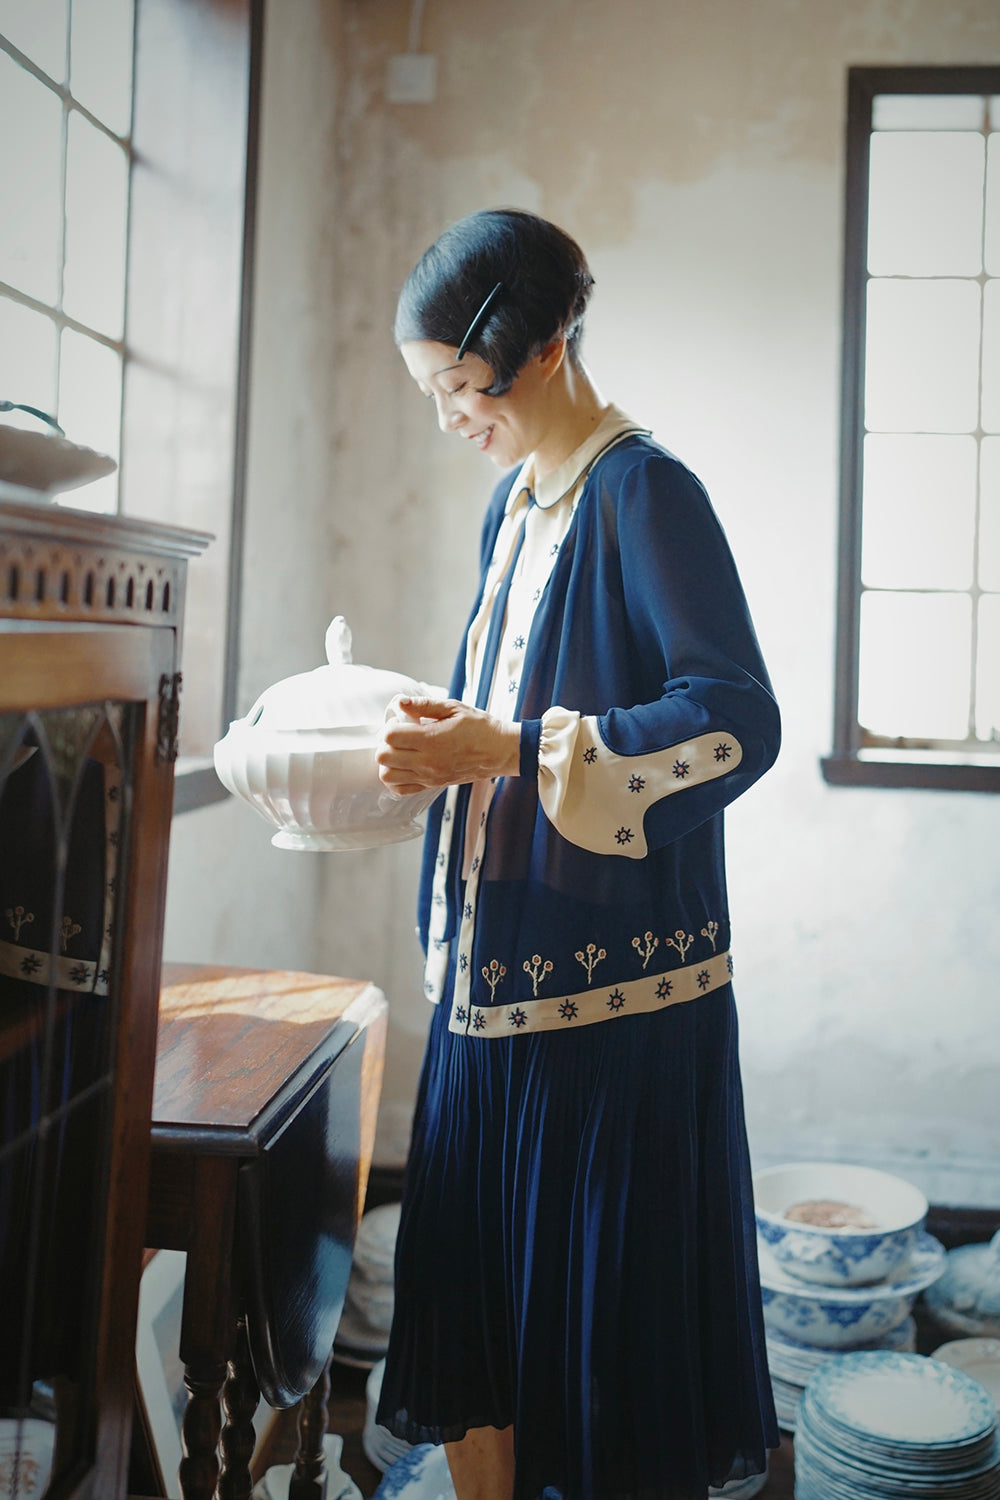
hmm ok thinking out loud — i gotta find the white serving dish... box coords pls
[214,617,441,851]
[754,1162,927,1287]
[758,1232,945,1348]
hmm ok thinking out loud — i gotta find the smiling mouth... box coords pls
[470,426,494,449]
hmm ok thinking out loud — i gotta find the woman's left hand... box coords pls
[376,697,520,795]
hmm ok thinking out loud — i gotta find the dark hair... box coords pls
[394,209,595,396]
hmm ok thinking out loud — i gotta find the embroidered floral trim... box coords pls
[522,953,554,997]
[701,920,719,951]
[6,905,34,942]
[482,959,507,999]
[631,931,658,969]
[665,929,694,961]
[575,942,606,983]
[449,948,734,1038]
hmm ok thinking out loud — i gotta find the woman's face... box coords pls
[400,340,550,470]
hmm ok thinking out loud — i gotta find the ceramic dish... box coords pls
[215,618,442,851]
[925,1234,1000,1341]
[758,1232,945,1348]
[0,424,116,494]
[754,1162,928,1287]
[934,1340,1000,1412]
[795,1352,1000,1500]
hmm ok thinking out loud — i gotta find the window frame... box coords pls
[822,64,1000,793]
[0,0,263,817]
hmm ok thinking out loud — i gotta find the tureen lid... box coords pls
[925,1231,1000,1336]
[245,616,423,734]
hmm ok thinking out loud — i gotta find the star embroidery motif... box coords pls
[509,1007,527,1028]
[459,953,469,972]
[472,856,480,872]
[532,588,541,602]
[463,902,473,919]
[20,954,42,975]
[549,543,559,556]
[107,784,119,802]
[583,747,598,765]
[614,826,633,845]
[558,999,579,1020]
[656,977,673,999]
[627,774,645,793]
[455,1005,468,1024]
[508,679,518,694]
[69,963,90,985]
[472,1010,486,1031]
[607,989,627,1012]
[672,760,690,779]
[513,636,525,650]
[714,742,733,762]
[726,954,735,975]
[697,969,711,990]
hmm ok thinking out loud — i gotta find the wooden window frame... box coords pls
[822,65,1000,793]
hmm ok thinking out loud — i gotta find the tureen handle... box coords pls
[325,616,353,665]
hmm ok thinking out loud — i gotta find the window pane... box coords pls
[976,594,1000,744]
[981,438,1000,593]
[0,53,63,303]
[858,591,972,740]
[62,111,128,339]
[862,434,976,590]
[872,94,986,131]
[70,0,134,137]
[57,329,120,513]
[986,137,1000,276]
[983,280,1000,434]
[0,299,58,414]
[866,279,981,433]
[868,133,985,277]
[0,0,69,82]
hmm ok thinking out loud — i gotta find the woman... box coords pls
[375,209,780,1500]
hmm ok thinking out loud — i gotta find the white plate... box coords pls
[806,1351,997,1448]
[934,1340,1000,1412]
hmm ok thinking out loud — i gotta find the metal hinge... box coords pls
[156,672,183,763]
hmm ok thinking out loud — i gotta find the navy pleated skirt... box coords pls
[376,975,778,1500]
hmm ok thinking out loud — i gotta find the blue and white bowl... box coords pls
[754,1162,928,1287]
[758,1232,945,1348]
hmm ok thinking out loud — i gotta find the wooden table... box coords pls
[145,965,387,1500]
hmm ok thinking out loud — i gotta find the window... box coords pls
[0,0,261,812]
[824,67,1000,791]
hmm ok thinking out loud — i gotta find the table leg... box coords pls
[217,1317,261,1500]
[287,1353,331,1500]
[178,1361,226,1500]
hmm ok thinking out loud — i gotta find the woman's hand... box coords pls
[376,697,520,795]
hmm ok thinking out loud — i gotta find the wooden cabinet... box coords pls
[0,498,208,1499]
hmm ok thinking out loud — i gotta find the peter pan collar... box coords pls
[505,405,650,514]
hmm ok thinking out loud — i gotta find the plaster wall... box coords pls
[317,0,1000,1201]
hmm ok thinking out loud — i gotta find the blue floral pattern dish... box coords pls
[795,1351,1000,1500]
[758,1234,945,1348]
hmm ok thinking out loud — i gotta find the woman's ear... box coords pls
[537,336,568,381]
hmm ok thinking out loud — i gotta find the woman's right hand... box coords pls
[376,697,520,795]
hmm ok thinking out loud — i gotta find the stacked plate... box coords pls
[364,1358,415,1473]
[766,1315,916,1431]
[334,1203,401,1368]
[795,1350,1000,1499]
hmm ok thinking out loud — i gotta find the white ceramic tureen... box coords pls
[214,617,441,851]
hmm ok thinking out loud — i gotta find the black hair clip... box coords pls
[457,282,503,360]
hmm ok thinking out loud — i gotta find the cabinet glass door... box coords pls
[0,700,137,1497]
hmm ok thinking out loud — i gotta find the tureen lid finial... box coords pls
[325,616,353,665]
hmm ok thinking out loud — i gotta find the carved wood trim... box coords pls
[0,533,184,626]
